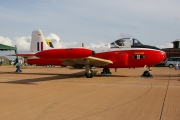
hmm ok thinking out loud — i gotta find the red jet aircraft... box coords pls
[13,30,166,78]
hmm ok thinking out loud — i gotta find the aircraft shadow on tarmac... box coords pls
[0,71,87,84]
[0,71,131,84]
[2,70,178,84]
[95,74,128,77]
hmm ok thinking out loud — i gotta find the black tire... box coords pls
[102,68,111,74]
[141,71,151,77]
[85,70,94,78]
[168,64,174,68]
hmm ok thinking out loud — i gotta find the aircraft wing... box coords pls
[8,53,35,57]
[86,56,113,66]
[62,56,113,67]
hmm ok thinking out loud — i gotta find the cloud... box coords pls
[45,33,62,48]
[59,42,78,48]
[45,33,79,48]
[85,42,109,48]
[45,33,60,42]
[157,42,173,49]
[0,33,79,52]
[85,42,110,52]
[14,36,31,51]
[0,36,13,46]
[0,36,31,52]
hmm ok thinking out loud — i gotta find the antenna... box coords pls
[82,43,84,47]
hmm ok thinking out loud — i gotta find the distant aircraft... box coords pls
[12,30,166,78]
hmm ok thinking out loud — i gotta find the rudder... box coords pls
[30,30,51,53]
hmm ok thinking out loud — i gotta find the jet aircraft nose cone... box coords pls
[159,51,167,62]
[162,51,167,59]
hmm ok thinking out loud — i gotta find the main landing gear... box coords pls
[141,67,153,78]
[101,68,112,75]
[85,64,94,78]
[85,67,112,78]
[85,70,94,78]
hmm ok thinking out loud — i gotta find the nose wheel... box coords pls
[141,67,153,78]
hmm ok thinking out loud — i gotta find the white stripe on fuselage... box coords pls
[94,47,163,53]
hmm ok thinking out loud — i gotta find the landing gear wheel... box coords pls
[101,68,112,75]
[85,70,94,78]
[168,64,174,68]
[141,71,153,78]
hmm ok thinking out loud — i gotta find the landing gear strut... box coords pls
[101,68,112,75]
[85,64,94,78]
[141,67,153,78]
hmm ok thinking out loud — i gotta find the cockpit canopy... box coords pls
[111,38,142,48]
[110,38,161,50]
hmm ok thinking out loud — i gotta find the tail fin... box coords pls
[30,30,51,53]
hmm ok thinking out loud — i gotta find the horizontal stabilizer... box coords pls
[8,53,35,57]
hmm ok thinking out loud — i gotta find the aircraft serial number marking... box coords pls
[132,55,146,59]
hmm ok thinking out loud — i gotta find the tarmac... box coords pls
[0,66,180,120]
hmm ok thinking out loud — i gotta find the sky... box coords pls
[0,0,180,55]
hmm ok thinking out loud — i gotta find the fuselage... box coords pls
[93,48,166,68]
[27,47,166,68]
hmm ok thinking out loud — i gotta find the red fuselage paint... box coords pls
[27,48,166,68]
[27,58,62,66]
[93,48,166,68]
[35,48,93,59]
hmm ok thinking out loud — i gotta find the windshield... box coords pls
[110,38,143,48]
[132,38,142,45]
[112,38,131,48]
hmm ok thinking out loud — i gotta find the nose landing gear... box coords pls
[141,67,153,78]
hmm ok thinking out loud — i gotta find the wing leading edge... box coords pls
[86,56,113,66]
[62,56,113,67]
